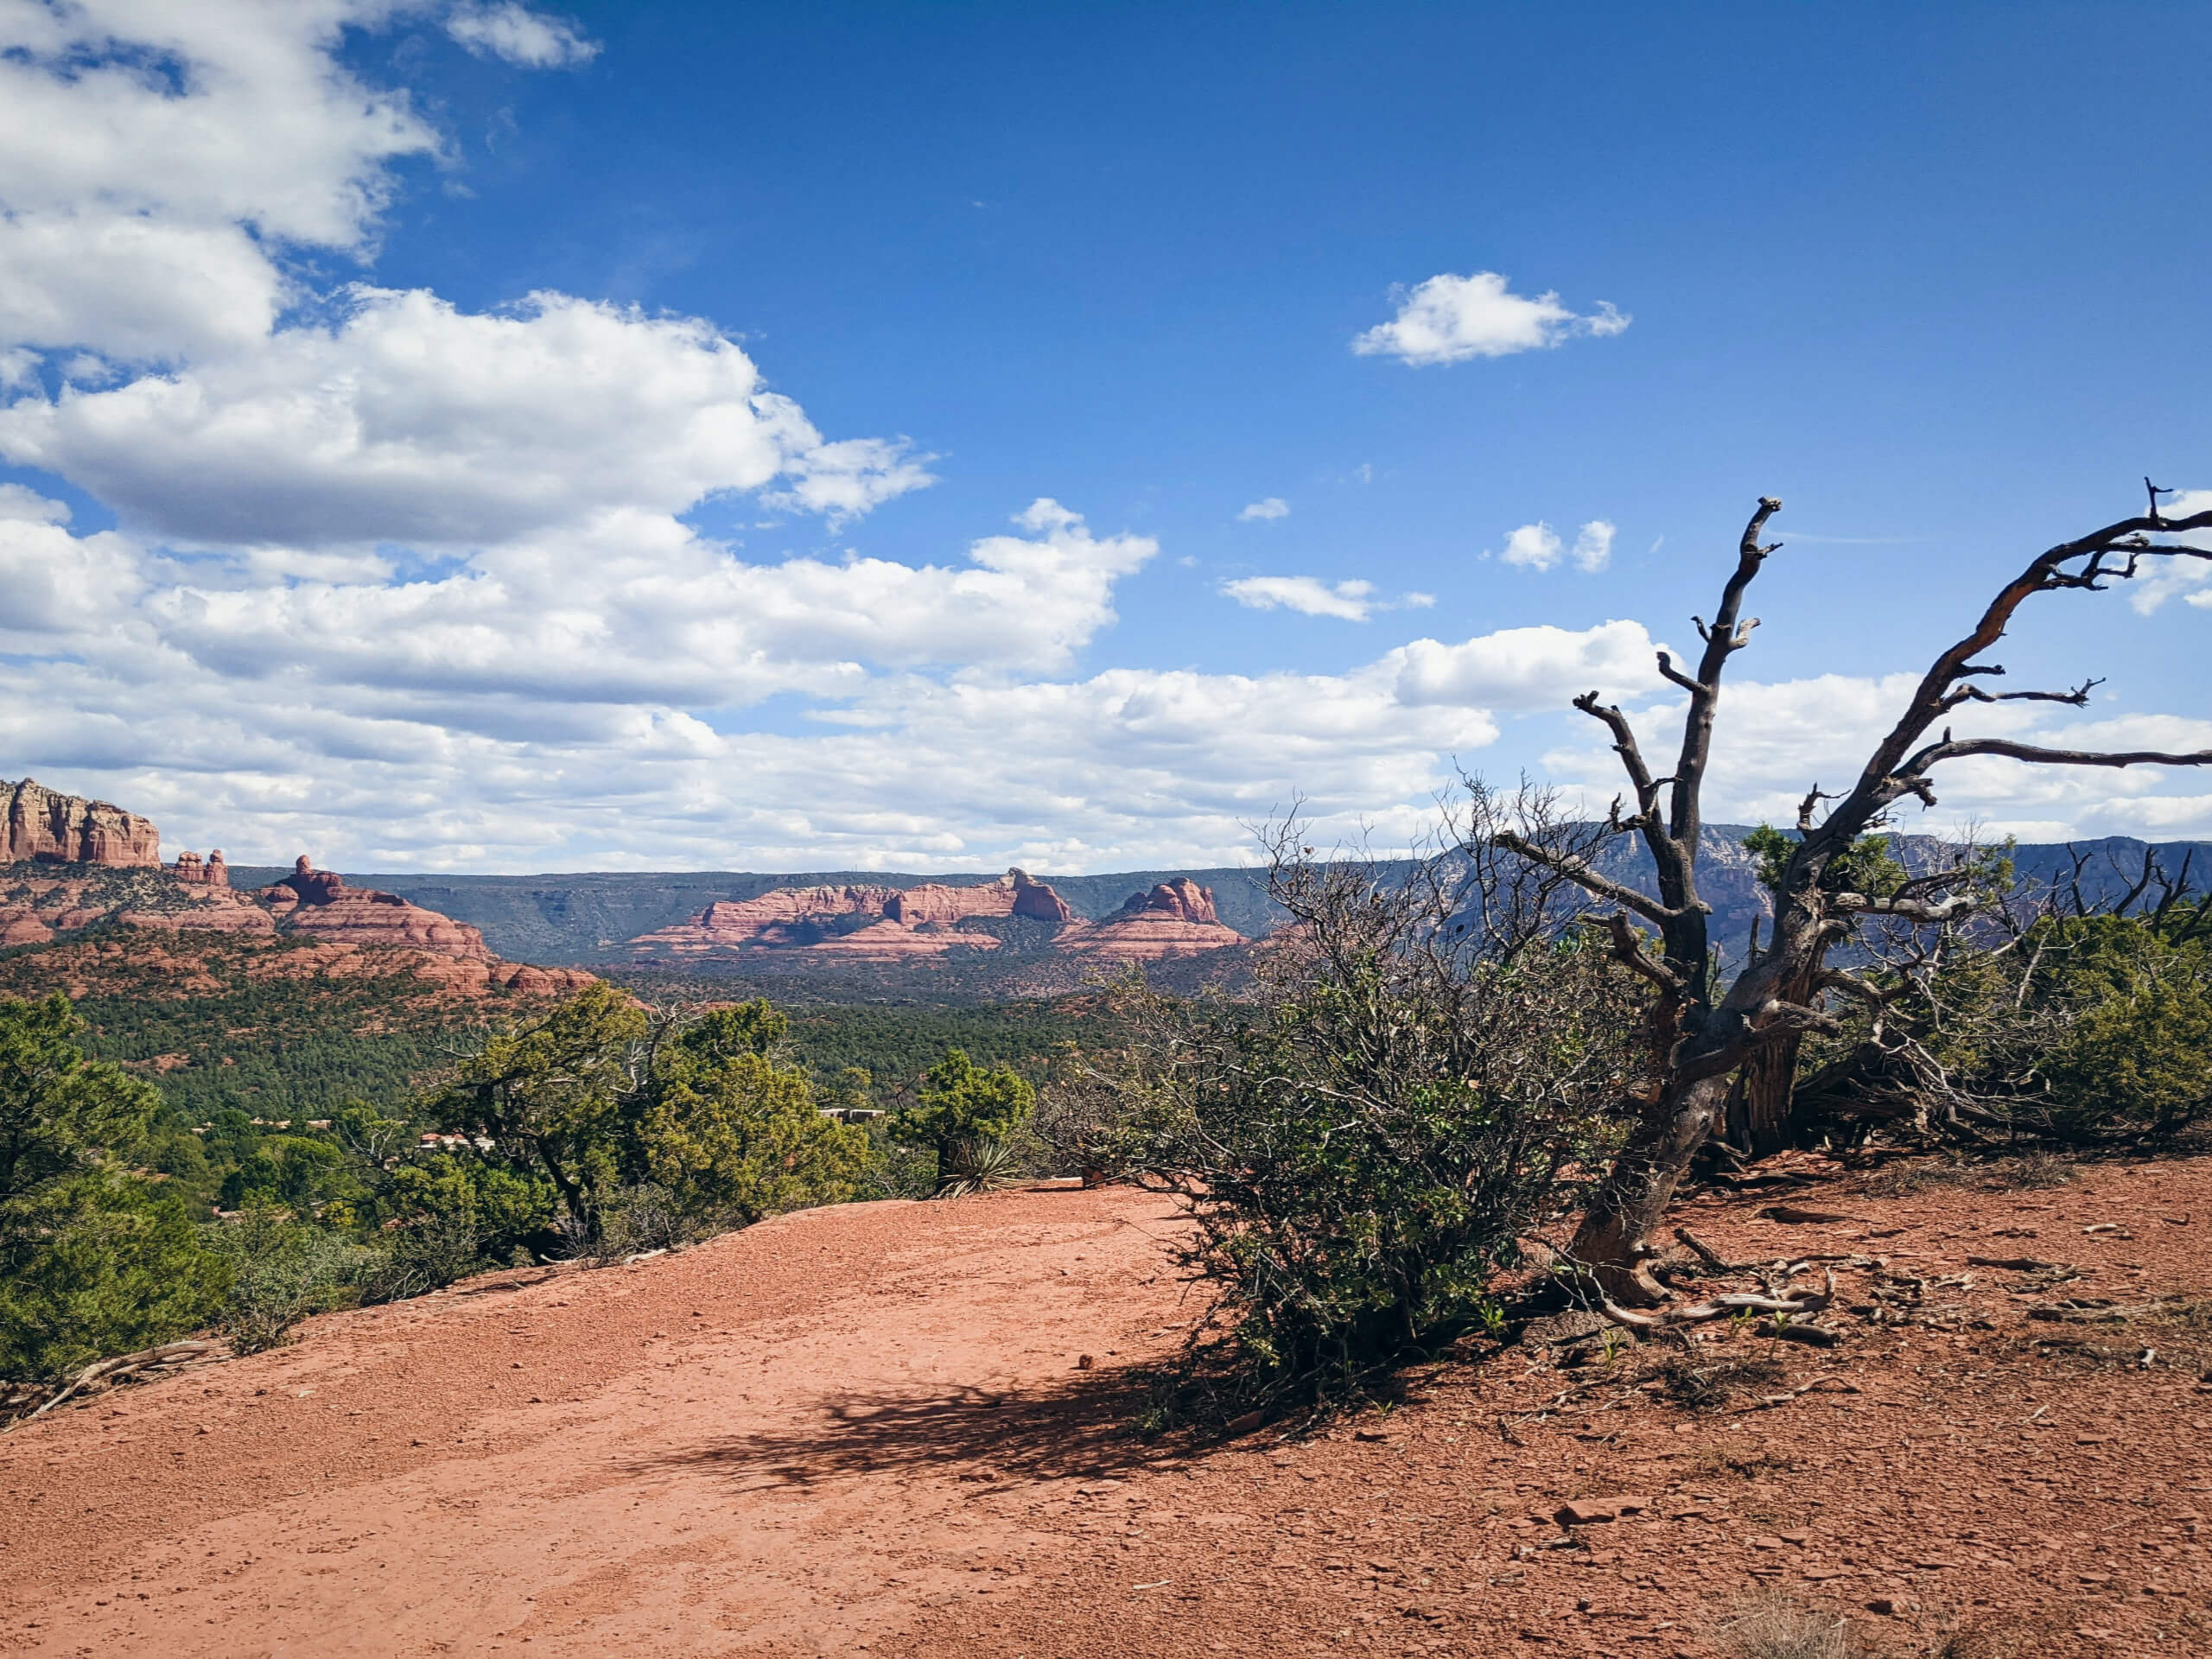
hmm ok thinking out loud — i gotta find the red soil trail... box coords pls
[6,1160,2212,1659]
[0,1187,1198,1656]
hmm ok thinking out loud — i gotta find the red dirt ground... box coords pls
[4,1159,2209,1658]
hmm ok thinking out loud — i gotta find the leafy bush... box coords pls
[0,1168,229,1383]
[204,1198,366,1354]
[1102,812,1640,1407]
[0,994,231,1385]
[633,1005,869,1226]
[429,988,870,1254]
[1798,906,2212,1143]
[890,1047,1036,1191]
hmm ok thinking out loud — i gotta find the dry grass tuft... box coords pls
[1860,1149,2074,1198]
[1649,1349,1786,1411]
[1711,1594,1868,1659]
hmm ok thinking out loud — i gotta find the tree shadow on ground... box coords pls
[632,1365,1191,1495]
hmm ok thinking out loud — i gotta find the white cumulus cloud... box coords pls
[1497,518,1616,574]
[1237,497,1291,522]
[1573,519,1616,573]
[0,2,918,548]
[447,3,599,67]
[0,288,933,548]
[1353,271,1629,366]
[1222,575,1377,621]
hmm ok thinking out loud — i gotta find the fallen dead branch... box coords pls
[3,1339,224,1431]
[1599,1268,1837,1331]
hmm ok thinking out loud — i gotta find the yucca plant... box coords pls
[934,1134,1022,1198]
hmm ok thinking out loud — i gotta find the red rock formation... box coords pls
[626,886,903,955]
[172,849,231,889]
[626,870,1077,958]
[800,920,1001,961]
[884,869,1076,925]
[260,856,495,963]
[2,779,160,868]
[1059,879,1244,960]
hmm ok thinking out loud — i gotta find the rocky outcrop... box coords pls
[626,886,905,955]
[1058,879,1245,960]
[2,779,160,868]
[260,856,496,963]
[0,867,276,946]
[173,849,230,888]
[626,870,1077,960]
[885,870,1075,925]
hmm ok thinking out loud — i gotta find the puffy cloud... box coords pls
[1573,519,1616,573]
[1222,575,1376,621]
[446,3,598,67]
[1236,497,1290,522]
[0,288,933,548]
[1497,518,1615,574]
[1353,271,1629,366]
[0,0,439,360]
[1499,522,1561,570]
[0,3,919,546]
[0,486,1152,707]
[1388,620,1664,709]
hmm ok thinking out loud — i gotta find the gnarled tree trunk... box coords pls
[1497,487,2212,1304]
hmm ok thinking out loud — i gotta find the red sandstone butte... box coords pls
[626,869,1079,959]
[171,849,231,888]
[1058,877,1245,960]
[260,855,497,962]
[1,778,161,867]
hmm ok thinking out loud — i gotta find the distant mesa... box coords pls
[626,869,1243,963]
[1058,879,1244,960]
[259,855,499,963]
[2,778,160,868]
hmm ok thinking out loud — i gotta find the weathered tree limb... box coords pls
[1517,493,2212,1304]
[4,1340,221,1430]
[1599,1268,1837,1330]
[1586,912,1683,991]
[1492,832,1681,925]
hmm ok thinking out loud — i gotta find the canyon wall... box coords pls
[1,779,161,868]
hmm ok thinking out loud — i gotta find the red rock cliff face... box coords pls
[2,779,160,868]
[1059,879,1244,960]
[627,869,1079,958]
[260,856,496,963]
[883,870,1076,925]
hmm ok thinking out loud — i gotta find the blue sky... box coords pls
[2,1,2208,872]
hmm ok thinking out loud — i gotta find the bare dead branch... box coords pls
[1831,891,1978,922]
[1585,911,1683,991]
[1573,690,1662,816]
[1491,831,1681,926]
[1904,737,2212,776]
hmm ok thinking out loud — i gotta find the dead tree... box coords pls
[1495,487,2212,1301]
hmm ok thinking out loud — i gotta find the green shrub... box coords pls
[203,1199,366,1354]
[1101,836,1638,1408]
[0,1170,229,1382]
[890,1047,1036,1191]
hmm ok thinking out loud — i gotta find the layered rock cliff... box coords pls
[2,779,160,868]
[625,869,1244,963]
[626,869,1083,960]
[260,856,497,962]
[1059,878,1245,960]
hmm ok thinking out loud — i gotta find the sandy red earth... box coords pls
[4,1159,2209,1658]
